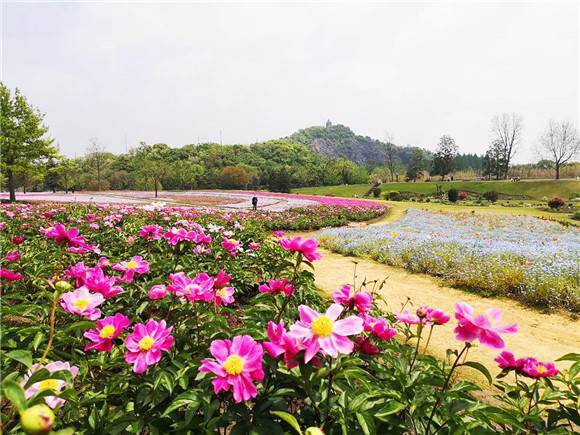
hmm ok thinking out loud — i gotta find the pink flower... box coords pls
[354,336,380,355]
[288,304,364,362]
[332,284,372,313]
[494,351,526,370]
[199,335,264,403]
[396,310,421,325]
[279,237,322,262]
[263,321,304,368]
[139,224,163,240]
[0,268,22,282]
[21,361,79,408]
[522,359,559,378]
[113,256,149,282]
[363,316,396,340]
[65,261,89,287]
[60,287,104,320]
[84,267,123,298]
[84,313,130,352]
[273,231,285,237]
[124,319,174,374]
[248,242,260,250]
[167,272,214,302]
[426,308,450,325]
[397,306,450,326]
[214,270,232,289]
[454,302,517,349]
[212,286,235,306]
[43,224,85,247]
[221,238,242,257]
[258,278,295,297]
[5,251,21,261]
[11,235,24,245]
[148,284,168,300]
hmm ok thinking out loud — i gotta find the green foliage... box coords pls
[447,189,459,203]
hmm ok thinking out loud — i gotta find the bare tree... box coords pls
[87,138,106,191]
[538,121,580,179]
[383,133,398,182]
[491,113,522,179]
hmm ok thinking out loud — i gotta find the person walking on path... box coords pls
[251,196,258,211]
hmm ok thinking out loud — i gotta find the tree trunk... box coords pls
[154,179,158,198]
[7,170,16,202]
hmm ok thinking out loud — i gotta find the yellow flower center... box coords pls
[126,261,138,269]
[217,288,228,297]
[38,379,59,391]
[390,232,397,237]
[75,299,89,310]
[223,354,244,375]
[535,365,547,374]
[99,325,116,338]
[138,336,155,350]
[369,322,376,328]
[311,316,333,338]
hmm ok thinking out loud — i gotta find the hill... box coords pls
[285,122,427,167]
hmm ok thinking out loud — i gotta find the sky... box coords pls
[2,1,579,162]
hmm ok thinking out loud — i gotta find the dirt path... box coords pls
[296,210,579,387]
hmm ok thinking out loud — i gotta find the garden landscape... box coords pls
[1,2,580,434]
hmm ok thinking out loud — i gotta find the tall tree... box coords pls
[384,142,399,182]
[406,149,425,182]
[86,138,107,191]
[490,113,522,179]
[538,121,580,179]
[0,83,57,201]
[431,135,458,179]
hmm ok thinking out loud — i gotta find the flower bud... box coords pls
[54,281,72,292]
[20,404,55,435]
[305,428,325,435]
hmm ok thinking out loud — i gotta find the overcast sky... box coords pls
[2,1,579,162]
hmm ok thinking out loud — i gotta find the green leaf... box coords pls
[355,412,375,435]
[5,349,33,368]
[2,380,27,411]
[461,361,493,384]
[270,411,302,435]
[556,353,580,362]
[374,401,406,419]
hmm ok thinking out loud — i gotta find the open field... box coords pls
[294,179,580,200]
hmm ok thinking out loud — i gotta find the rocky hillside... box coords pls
[285,122,427,167]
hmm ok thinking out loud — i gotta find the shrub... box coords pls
[570,211,580,221]
[383,191,403,201]
[458,191,469,200]
[548,196,565,209]
[483,190,499,202]
[370,186,381,198]
[447,189,459,202]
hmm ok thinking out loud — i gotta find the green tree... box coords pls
[406,149,426,182]
[431,135,458,179]
[0,83,57,201]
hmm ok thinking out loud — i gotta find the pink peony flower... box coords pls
[167,272,214,303]
[221,238,242,257]
[273,231,285,238]
[258,278,295,297]
[263,321,303,368]
[148,284,168,300]
[124,319,174,374]
[43,224,85,247]
[279,237,322,262]
[199,335,264,403]
[494,351,526,370]
[84,267,123,299]
[5,251,21,262]
[0,268,22,282]
[11,235,24,245]
[454,302,517,349]
[21,361,79,408]
[113,256,149,282]
[84,313,130,352]
[66,261,90,287]
[363,316,396,340]
[522,359,559,378]
[288,304,364,362]
[60,287,104,320]
[139,224,163,240]
[397,306,450,326]
[426,308,450,325]
[248,242,261,250]
[354,336,380,355]
[332,284,372,313]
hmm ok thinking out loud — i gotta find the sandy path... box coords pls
[295,210,579,387]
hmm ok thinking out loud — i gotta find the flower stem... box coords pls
[422,325,434,354]
[408,324,424,373]
[38,287,60,366]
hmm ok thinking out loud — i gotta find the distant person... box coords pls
[71,186,75,194]
[251,196,258,211]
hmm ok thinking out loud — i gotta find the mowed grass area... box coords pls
[294,179,580,200]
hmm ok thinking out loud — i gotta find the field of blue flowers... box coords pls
[317,209,580,312]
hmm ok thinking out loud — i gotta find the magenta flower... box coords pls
[43,224,85,247]
[426,308,450,325]
[363,316,396,340]
[221,238,242,257]
[167,272,214,302]
[396,310,421,325]
[21,361,79,408]
[279,237,322,262]
[332,284,372,313]
[522,359,559,378]
[454,302,517,349]
[263,321,303,368]
[248,242,260,250]
[113,256,149,282]
[258,278,295,297]
[288,304,364,362]
[124,320,174,374]
[214,270,231,289]
[273,231,285,238]
[84,267,123,299]
[60,287,104,320]
[11,235,25,245]
[494,351,526,370]
[5,251,21,262]
[139,224,163,241]
[0,268,22,282]
[354,336,380,355]
[66,261,89,287]
[199,335,264,403]
[84,313,130,352]
[148,284,168,300]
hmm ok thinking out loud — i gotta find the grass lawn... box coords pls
[294,179,580,200]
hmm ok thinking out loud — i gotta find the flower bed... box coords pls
[317,209,580,312]
[1,203,578,434]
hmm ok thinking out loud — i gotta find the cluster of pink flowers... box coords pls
[397,306,450,326]
[332,284,372,314]
[41,224,97,254]
[158,270,236,306]
[279,237,322,262]
[495,351,559,378]
[0,267,22,282]
[454,302,517,349]
[259,278,294,297]
[163,226,211,246]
